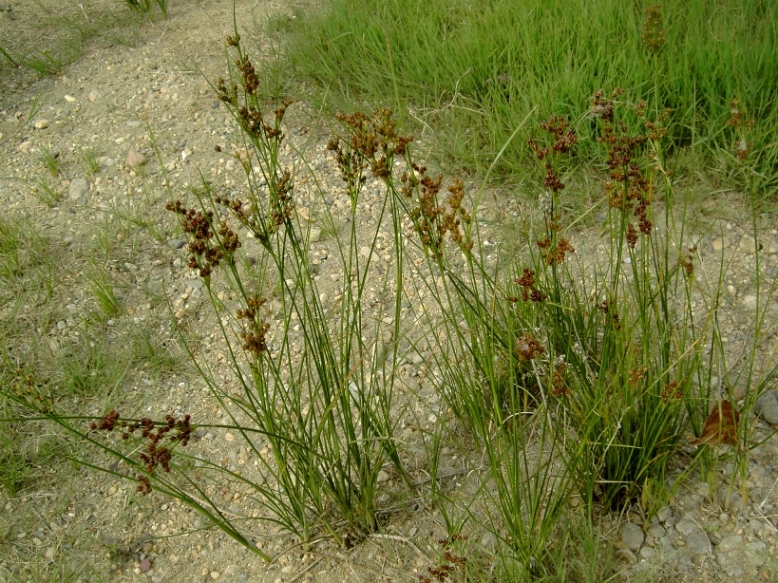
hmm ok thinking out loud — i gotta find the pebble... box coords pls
[742,294,757,310]
[686,529,712,555]
[64,94,77,102]
[34,119,50,129]
[755,390,778,425]
[127,150,148,168]
[718,535,743,553]
[88,90,99,101]
[309,227,322,242]
[210,571,221,580]
[739,235,757,254]
[675,516,699,535]
[168,238,186,249]
[96,156,115,167]
[622,522,645,550]
[68,178,89,200]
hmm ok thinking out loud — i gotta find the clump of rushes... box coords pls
[163,34,409,548]
[334,103,576,576]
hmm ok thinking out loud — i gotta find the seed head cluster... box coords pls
[236,294,270,357]
[642,4,666,56]
[593,89,654,248]
[400,165,473,256]
[90,410,192,494]
[166,200,241,278]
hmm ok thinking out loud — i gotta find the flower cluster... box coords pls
[90,410,192,494]
[593,89,653,248]
[516,333,546,362]
[400,165,473,256]
[166,200,241,278]
[642,4,666,56]
[513,268,547,303]
[725,99,754,160]
[236,294,270,357]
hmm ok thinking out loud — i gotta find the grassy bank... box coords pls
[274,0,778,194]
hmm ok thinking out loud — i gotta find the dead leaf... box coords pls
[692,400,740,446]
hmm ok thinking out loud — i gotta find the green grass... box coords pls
[0,0,155,84]
[273,0,778,196]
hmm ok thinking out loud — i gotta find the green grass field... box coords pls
[274,0,778,195]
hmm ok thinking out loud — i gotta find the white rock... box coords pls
[68,178,89,200]
[64,95,77,103]
[34,119,50,129]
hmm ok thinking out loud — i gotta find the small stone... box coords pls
[96,156,115,167]
[717,535,742,553]
[675,516,698,536]
[755,390,778,425]
[168,238,186,249]
[64,94,77,103]
[622,523,645,551]
[88,90,100,101]
[186,279,203,289]
[127,150,147,168]
[68,178,89,200]
[45,547,56,559]
[309,227,322,243]
[210,571,221,580]
[377,470,389,483]
[739,235,757,254]
[225,433,235,442]
[725,565,744,577]
[616,549,637,565]
[712,238,726,252]
[34,119,50,129]
[647,523,666,539]
[639,546,655,560]
[686,530,711,555]
[656,507,672,523]
[742,294,758,310]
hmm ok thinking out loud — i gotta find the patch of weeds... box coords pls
[122,0,168,19]
[77,145,100,178]
[87,271,122,319]
[39,147,61,177]
[21,51,65,76]
[0,43,20,67]
[32,177,63,208]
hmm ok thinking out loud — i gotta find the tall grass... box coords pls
[275,0,778,194]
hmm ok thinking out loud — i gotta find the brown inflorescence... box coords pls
[551,363,571,396]
[679,245,697,277]
[537,235,575,266]
[90,410,192,494]
[661,380,684,404]
[593,89,655,245]
[642,4,666,56]
[166,200,241,278]
[515,268,547,302]
[237,294,271,357]
[516,333,546,361]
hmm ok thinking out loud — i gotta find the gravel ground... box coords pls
[2,1,778,581]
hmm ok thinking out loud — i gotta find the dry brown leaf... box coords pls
[692,399,740,446]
